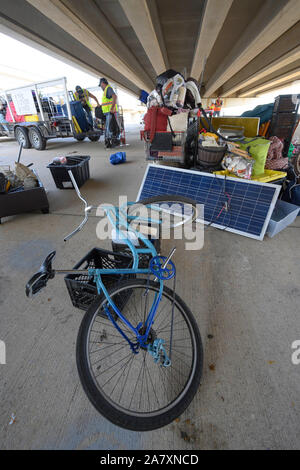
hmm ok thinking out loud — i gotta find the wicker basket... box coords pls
[197,144,227,167]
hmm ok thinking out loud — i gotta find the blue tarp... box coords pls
[241,103,274,124]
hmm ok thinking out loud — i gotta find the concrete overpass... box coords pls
[0,0,300,98]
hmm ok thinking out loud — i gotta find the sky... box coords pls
[0,32,141,111]
[223,81,300,116]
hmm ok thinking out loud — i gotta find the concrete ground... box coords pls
[0,126,299,450]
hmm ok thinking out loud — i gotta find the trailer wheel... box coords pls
[74,135,86,141]
[28,127,47,150]
[14,127,32,149]
[88,134,100,142]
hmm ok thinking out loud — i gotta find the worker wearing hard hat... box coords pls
[74,85,100,128]
[213,97,223,117]
[99,77,119,148]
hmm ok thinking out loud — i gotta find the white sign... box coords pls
[11,88,37,115]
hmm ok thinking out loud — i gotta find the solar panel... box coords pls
[137,164,280,240]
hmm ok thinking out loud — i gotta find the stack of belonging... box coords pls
[244,95,300,157]
[146,70,201,111]
[214,137,289,184]
[268,94,300,157]
[142,69,201,164]
[0,162,38,194]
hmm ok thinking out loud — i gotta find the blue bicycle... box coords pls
[26,172,203,431]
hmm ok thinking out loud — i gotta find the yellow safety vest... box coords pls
[75,89,92,110]
[102,84,118,114]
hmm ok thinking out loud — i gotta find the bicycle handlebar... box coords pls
[63,170,93,242]
[63,206,92,241]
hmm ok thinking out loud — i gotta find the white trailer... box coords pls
[0,77,106,150]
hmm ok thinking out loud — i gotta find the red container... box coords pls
[143,106,172,142]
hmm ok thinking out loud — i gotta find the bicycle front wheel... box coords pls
[76,279,203,431]
[129,195,198,229]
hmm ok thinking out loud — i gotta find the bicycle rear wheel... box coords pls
[76,278,203,431]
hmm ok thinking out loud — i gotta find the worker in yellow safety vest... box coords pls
[99,77,119,148]
[75,85,100,128]
[213,97,223,117]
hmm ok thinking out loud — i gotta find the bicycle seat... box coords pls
[26,251,56,297]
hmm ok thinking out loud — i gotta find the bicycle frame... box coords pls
[61,169,176,355]
[88,203,167,353]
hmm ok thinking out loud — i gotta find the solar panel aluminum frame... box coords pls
[137,164,281,241]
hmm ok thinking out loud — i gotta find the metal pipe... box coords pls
[5,77,67,93]
[34,85,45,122]
[55,269,88,275]
[162,247,176,268]
[63,77,72,121]
[17,143,23,163]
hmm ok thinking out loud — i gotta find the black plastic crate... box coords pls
[270,112,298,127]
[269,125,297,140]
[47,155,90,189]
[64,248,134,312]
[273,94,300,114]
[0,171,49,223]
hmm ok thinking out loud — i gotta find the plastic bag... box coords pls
[162,74,185,108]
[156,69,182,87]
[15,162,37,181]
[176,86,186,108]
[147,90,163,108]
[222,153,254,179]
[109,113,120,136]
[110,152,126,165]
